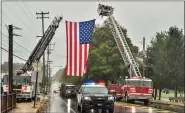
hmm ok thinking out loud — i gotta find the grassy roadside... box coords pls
[150,100,184,113]
[150,99,184,107]
[159,92,184,98]
[36,95,50,113]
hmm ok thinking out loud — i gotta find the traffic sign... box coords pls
[32,63,41,71]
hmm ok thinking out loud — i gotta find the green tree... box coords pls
[165,27,184,97]
[146,26,184,99]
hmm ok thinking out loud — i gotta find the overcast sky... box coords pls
[1,1,184,76]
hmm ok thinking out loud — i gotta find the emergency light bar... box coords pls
[83,83,97,85]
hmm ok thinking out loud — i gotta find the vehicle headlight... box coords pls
[108,96,114,100]
[84,96,91,100]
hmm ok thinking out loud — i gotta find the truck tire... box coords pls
[125,93,128,102]
[109,107,114,113]
[144,99,149,106]
[32,96,35,100]
[81,105,86,113]
[27,98,32,102]
[77,103,81,112]
[116,97,122,101]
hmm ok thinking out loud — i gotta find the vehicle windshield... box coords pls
[13,76,31,85]
[66,86,75,90]
[127,80,152,87]
[83,87,108,94]
[2,75,8,85]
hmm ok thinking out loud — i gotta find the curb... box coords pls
[116,101,184,113]
[150,101,184,113]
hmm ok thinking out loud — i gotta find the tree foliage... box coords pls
[146,26,184,98]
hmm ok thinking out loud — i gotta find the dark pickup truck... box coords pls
[60,83,77,97]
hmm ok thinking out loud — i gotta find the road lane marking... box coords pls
[60,98,77,113]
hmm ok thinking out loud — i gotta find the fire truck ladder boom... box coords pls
[21,15,63,72]
[97,4,141,78]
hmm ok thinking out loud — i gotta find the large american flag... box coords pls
[65,19,96,77]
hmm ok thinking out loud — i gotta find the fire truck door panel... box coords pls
[135,87,149,93]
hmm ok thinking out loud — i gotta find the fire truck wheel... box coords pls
[144,99,149,106]
[116,98,121,101]
[125,93,128,102]
[77,102,81,112]
[27,98,32,102]
[16,99,20,102]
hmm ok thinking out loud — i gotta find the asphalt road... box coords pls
[45,82,175,113]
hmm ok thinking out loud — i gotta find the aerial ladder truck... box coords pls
[97,4,153,105]
[2,15,63,101]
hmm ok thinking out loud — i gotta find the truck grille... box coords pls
[91,97,108,101]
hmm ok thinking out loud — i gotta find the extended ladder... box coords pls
[97,4,141,78]
[21,15,63,72]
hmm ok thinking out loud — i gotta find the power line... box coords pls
[20,0,36,20]
[2,11,32,44]
[52,53,66,57]
[1,47,27,61]
[17,2,38,27]
[1,20,25,43]
[3,3,38,36]
[2,41,28,59]
[1,32,31,52]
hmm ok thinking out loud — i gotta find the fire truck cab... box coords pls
[14,72,33,101]
[121,76,153,105]
[2,72,35,102]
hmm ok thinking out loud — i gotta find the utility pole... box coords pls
[47,43,55,93]
[48,61,53,94]
[143,37,145,77]
[8,25,21,93]
[33,59,40,108]
[36,11,49,94]
[8,25,13,94]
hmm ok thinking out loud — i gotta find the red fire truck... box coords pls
[2,72,34,101]
[97,4,154,105]
[121,76,153,105]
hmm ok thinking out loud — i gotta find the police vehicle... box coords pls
[77,83,115,113]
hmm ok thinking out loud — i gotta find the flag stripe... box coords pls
[84,44,90,73]
[82,45,85,76]
[79,45,82,76]
[74,22,77,76]
[69,22,73,76]
[84,44,87,74]
[76,24,80,76]
[68,22,70,75]
[65,21,68,75]
[72,23,75,76]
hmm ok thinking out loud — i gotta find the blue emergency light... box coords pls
[84,80,95,85]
